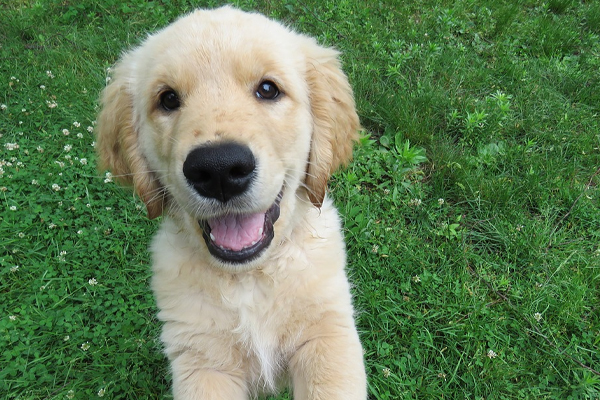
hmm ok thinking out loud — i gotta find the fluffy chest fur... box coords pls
[150,199,354,394]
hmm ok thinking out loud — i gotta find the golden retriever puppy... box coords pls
[96,6,366,399]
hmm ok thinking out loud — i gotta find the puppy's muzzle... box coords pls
[182,141,282,264]
[183,141,256,203]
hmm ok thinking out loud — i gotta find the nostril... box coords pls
[197,170,212,183]
[230,165,252,179]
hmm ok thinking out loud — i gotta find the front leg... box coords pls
[290,326,367,400]
[170,351,248,400]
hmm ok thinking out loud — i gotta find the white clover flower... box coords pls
[88,278,98,286]
[64,144,72,152]
[81,342,90,351]
[55,161,65,168]
[382,368,391,378]
[438,198,445,206]
[21,108,26,112]
[80,158,88,165]
[371,244,379,254]
[5,143,19,150]
[409,198,422,207]
[52,183,61,191]
[9,315,17,321]
[87,126,94,133]
[62,129,70,136]
[18,232,25,238]
[46,70,55,78]
[104,172,113,183]
[66,389,75,399]
[412,275,421,283]
[98,388,106,397]
[64,335,70,341]
[73,121,80,128]
[46,100,57,108]
[36,146,44,153]
[77,230,83,235]
[49,223,57,229]
[10,265,19,272]
[76,133,84,138]
[534,312,542,322]
[0,104,7,110]
[9,206,17,211]
[91,141,96,148]
[487,350,497,358]
[40,85,46,90]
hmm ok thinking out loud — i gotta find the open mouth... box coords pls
[198,191,283,264]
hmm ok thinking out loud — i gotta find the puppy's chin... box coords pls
[206,246,274,273]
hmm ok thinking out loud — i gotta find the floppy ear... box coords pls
[305,44,360,207]
[95,59,165,219]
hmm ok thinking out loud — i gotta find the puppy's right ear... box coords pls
[95,60,165,219]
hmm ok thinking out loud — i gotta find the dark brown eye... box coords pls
[159,90,180,111]
[256,80,280,100]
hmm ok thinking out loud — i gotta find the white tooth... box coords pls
[210,233,215,241]
[258,228,263,235]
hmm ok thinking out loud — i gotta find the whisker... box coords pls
[98,169,170,180]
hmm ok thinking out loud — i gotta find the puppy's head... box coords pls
[96,6,359,270]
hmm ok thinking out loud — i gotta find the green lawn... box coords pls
[1,0,599,399]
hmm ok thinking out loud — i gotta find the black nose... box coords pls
[183,142,256,203]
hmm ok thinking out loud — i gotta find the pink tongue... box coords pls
[208,212,266,251]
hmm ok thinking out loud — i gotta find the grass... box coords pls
[1,0,599,398]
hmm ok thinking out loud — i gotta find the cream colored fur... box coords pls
[96,6,366,399]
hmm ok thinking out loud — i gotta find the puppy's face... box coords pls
[96,7,358,271]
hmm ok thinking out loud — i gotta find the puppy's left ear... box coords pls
[304,42,360,207]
